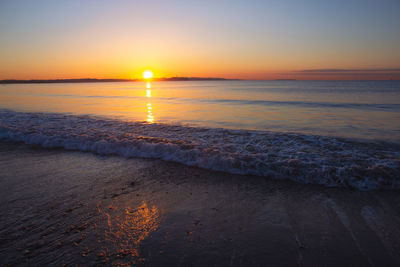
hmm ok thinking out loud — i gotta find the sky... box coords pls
[0,0,400,80]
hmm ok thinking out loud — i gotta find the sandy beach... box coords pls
[1,142,399,266]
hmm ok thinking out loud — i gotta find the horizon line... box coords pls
[1,77,400,84]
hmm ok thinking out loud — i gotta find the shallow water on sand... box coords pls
[1,143,400,266]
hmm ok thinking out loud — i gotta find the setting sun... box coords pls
[143,70,153,79]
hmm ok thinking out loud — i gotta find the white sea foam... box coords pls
[0,110,399,190]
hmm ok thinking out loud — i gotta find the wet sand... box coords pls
[0,142,400,266]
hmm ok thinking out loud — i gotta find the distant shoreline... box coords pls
[0,77,238,84]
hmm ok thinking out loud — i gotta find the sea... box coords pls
[0,80,399,190]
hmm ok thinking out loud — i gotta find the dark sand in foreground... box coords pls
[0,142,400,266]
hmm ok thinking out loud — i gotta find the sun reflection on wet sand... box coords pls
[97,201,160,265]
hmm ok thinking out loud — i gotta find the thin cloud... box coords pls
[279,68,400,78]
[294,68,400,73]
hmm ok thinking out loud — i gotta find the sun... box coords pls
[143,70,153,79]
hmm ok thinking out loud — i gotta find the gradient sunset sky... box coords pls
[1,0,400,80]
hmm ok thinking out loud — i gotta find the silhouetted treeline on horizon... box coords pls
[0,77,237,84]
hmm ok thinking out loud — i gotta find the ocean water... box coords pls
[0,80,399,190]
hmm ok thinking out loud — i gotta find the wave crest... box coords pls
[0,110,399,190]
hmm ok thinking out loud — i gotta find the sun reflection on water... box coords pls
[146,82,154,123]
[147,103,154,123]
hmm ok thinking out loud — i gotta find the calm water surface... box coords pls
[1,80,399,141]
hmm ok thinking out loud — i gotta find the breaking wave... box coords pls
[0,109,399,190]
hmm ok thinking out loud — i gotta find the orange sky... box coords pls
[0,1,400,80]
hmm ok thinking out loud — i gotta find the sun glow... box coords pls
[143,70,153,79]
